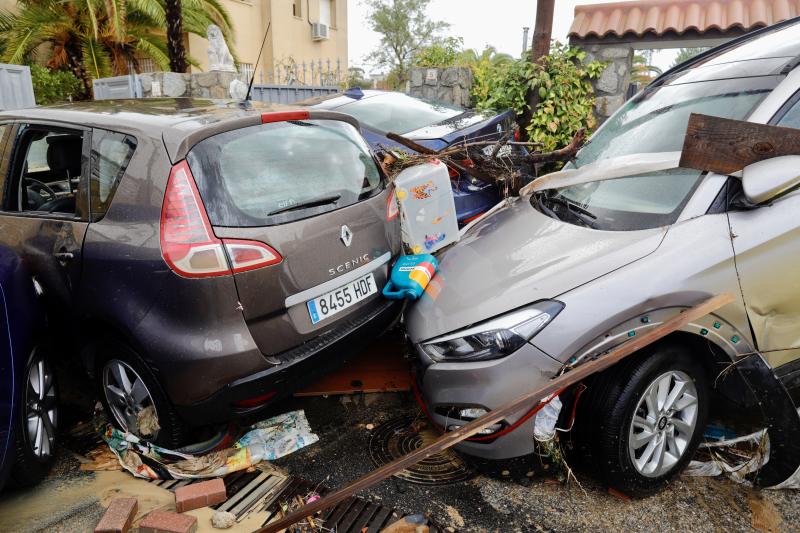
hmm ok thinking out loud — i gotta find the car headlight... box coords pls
[419,300,564,362]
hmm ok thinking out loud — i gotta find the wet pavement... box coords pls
[1,390,798,532]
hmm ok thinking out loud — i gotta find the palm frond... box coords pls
[80,34,113,79]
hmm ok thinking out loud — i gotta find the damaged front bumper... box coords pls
[415,341,563,459]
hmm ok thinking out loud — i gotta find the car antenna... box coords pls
[241,21,271,109]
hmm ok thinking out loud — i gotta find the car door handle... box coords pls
[54,251,75,262]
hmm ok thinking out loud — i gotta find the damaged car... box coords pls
[407,18,800,495]
[0,100,402,447]
[301,89,520,225]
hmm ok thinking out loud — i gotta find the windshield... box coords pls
[188,119,383,227]
[337,92,464,134]
[540,76,779,230]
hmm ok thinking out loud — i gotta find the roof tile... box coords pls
[569,0,800,39]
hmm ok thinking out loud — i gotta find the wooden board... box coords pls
[257,293,736,533]
[680,113,800,175]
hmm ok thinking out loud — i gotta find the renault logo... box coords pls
[340,225,353,247]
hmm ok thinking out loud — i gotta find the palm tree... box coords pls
[0,0,233,94]
[165,0,186,72]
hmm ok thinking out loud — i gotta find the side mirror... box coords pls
[741,156,800,204]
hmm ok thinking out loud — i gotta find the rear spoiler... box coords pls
[165,109,362,163]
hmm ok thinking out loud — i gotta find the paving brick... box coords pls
[94,497,138,533]
[138,511,197,533]
[174,478,227,513]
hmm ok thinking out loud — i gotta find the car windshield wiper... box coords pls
[268,194,341,216]
[535,192,598,228]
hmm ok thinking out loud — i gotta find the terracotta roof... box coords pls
[569,0,800,40]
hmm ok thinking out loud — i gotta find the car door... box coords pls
[727,93,800,369]
[0,121,90,326]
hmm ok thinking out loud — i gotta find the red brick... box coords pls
[174,478,227,513]
[138,511,197,533]
[94,497,138,533]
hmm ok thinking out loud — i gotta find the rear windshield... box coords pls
[337,93,464,134]
[187,119,384,227]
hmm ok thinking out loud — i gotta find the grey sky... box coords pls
[347,0,678,73]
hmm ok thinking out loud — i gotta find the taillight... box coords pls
[223,239,282,273]
[514,129,520,142]
[160,161,282,278]
[447,166,460,178]
[387,188,399,221]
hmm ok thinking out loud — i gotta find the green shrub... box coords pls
[30,65,82,105]
[413,37,464,68]
[472,43,606,151]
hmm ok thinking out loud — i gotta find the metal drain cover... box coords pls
[368,415,473,485]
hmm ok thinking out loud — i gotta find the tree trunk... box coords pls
[165,0,188,73]
[519,0,555,137]
[64,41,91,99]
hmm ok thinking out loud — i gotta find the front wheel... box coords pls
[575,342,709,496]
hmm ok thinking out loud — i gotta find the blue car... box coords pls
[0,248,57,490]
[303,89,520,225]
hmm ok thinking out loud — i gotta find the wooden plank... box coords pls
[680,113,800,175]
[257,293,735,533]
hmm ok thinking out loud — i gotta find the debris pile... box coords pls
[381,128,586,198]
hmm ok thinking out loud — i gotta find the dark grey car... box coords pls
[0,99,402,446]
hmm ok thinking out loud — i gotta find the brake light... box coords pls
[261,111,310,123]
[387,188,399,221]
[514,129,520,142]
[160,161,282,278]
[223,239,282,273]
[160,161,230,278]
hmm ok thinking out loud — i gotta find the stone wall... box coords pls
[408,67,472,108]
[139,71,249,98]
[580,44,634,124]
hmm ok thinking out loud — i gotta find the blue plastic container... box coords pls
[382,254,439,301]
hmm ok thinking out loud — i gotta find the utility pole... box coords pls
[521,27,530,56]
[520,0,555,136]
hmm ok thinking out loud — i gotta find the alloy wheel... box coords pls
[102,359,160,440]
[628,370,699,477]
[25,355,58,459]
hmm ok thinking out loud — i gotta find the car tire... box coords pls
[10,346,58,487]
[96,339,186,449]
[574,341,709,496]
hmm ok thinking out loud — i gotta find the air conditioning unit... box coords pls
[311,23,329,41]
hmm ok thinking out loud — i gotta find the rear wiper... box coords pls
[268,194,341,216]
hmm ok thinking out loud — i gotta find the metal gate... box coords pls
[0,63,35,110]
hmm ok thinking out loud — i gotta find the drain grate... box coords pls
[368,415,474,485]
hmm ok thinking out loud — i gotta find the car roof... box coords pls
[652,16,800,86]
[298,89,391,110]
[0,98,304,158]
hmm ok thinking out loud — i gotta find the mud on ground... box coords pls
[0,392,797,533]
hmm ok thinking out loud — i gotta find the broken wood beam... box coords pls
[257,293,736,533]
[680,113,800,175]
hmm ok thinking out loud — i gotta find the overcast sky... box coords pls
[347,0,678,73]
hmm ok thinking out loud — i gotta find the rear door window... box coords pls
[90,129,136,219]
[187,119,384,227]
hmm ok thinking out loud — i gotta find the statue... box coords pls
[207,24,236,72]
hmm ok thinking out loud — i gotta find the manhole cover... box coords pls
[368,415,473,485]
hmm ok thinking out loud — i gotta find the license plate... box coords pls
[307,273,377,324]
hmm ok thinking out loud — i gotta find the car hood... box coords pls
[405,197,668,343]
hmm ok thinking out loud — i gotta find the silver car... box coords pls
[407,19,800,495]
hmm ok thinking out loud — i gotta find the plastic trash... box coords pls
[382,254,438,300]
[394,160,459,254]
[533,394,562,442]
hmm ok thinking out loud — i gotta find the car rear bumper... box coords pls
[175,298,404,426]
